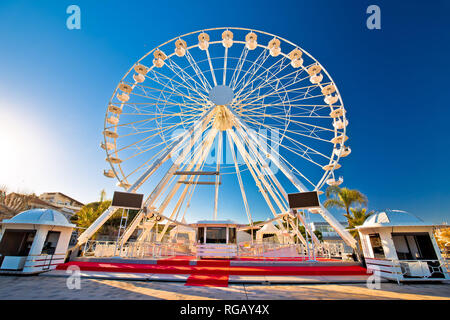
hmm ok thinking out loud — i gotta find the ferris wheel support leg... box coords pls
[228,108,357,249]
[119,111,215,244]
[227,129,291,237]
[156,128,218,242]
[233,124,319,246]
[213,132,223,220]
[76,108,214,247]
[226,132,253,228]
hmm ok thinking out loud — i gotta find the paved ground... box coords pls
[0,275,449,300]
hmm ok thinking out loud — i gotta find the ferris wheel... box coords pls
[79,27,355,248]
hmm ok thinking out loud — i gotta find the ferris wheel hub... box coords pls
[208,85,234,106]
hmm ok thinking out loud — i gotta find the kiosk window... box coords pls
[206,227,227,244]
[369,234,385,259]
[228,228,236,244]
[197,227,204,244]
[41,231,60,255]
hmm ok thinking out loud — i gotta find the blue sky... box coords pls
[0,0,449,224]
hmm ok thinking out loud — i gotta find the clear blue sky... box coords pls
[0,0,449,224]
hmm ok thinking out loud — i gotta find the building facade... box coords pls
[309,221,352,252]
[38,192,84,218]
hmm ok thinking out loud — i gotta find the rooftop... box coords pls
[2,208,75,228]
[357,209,431,229]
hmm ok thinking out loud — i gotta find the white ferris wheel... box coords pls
[78,27,355,248]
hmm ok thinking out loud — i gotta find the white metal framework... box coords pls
[78,27,356,250]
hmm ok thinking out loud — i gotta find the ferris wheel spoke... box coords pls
[228,46,249,88]
[239,77,327,106]
[242,60,317,98]
[144,62,210,99]
[240,119,332,161]
[233,57,287,108]
[121,120,213,182]
[117,118,197,139]
[239,112,335,134]
[120,141,177,183]
[236,93,331,118]
[233,56,292,104]
[125,78,202,103]
[205,48,218,87]
[245,130,318,189]
[105,113,196,131]
[235,82,330,113]
[233,65,314,108]
[122,135,181,163]
[114,122,189,155]
[130,78,206,107]
[184,49,213,92]
[232,47,270,92]
[243,119,333,148]
[238,107,318,119]
[163,58,211,99]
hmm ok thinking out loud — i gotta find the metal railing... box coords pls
[397,259,449,279]
[366,258,450,282]
[82,240,196,258]
[81,239,352,260]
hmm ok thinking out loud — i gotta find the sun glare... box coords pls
[0,107,56,194]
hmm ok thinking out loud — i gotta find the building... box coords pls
[309,221,348,242]
[1,193,60,220]
[38,192,84,218]
[357,209,449,282]
[309,221,353,254]
[0,192,84,222]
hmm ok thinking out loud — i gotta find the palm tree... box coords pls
[345,207,375,240]
[323,186,368,216]
[99,189,107,202]
[72,200,112,235]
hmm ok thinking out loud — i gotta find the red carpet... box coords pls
[185,274,229,287]
[55,260,367,287]
[56,260,366,276]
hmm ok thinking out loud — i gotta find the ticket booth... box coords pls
[193,220,238,258]
[0,209,75,274]
[357,209,449,282]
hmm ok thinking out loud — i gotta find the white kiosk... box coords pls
[0,209,75,274]
[193,220,238,258]
[169,218,195,243]
[357,209,449,282]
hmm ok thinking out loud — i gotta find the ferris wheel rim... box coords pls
[103,26,348,193]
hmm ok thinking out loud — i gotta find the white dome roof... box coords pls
[358,209,429,229]
[2,209,75,228]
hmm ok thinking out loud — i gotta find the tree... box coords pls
[324,186,368,216]
[345,207,374,240]
[71,200,112,238]
[434,227,450,258]
[71,190,140,240]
